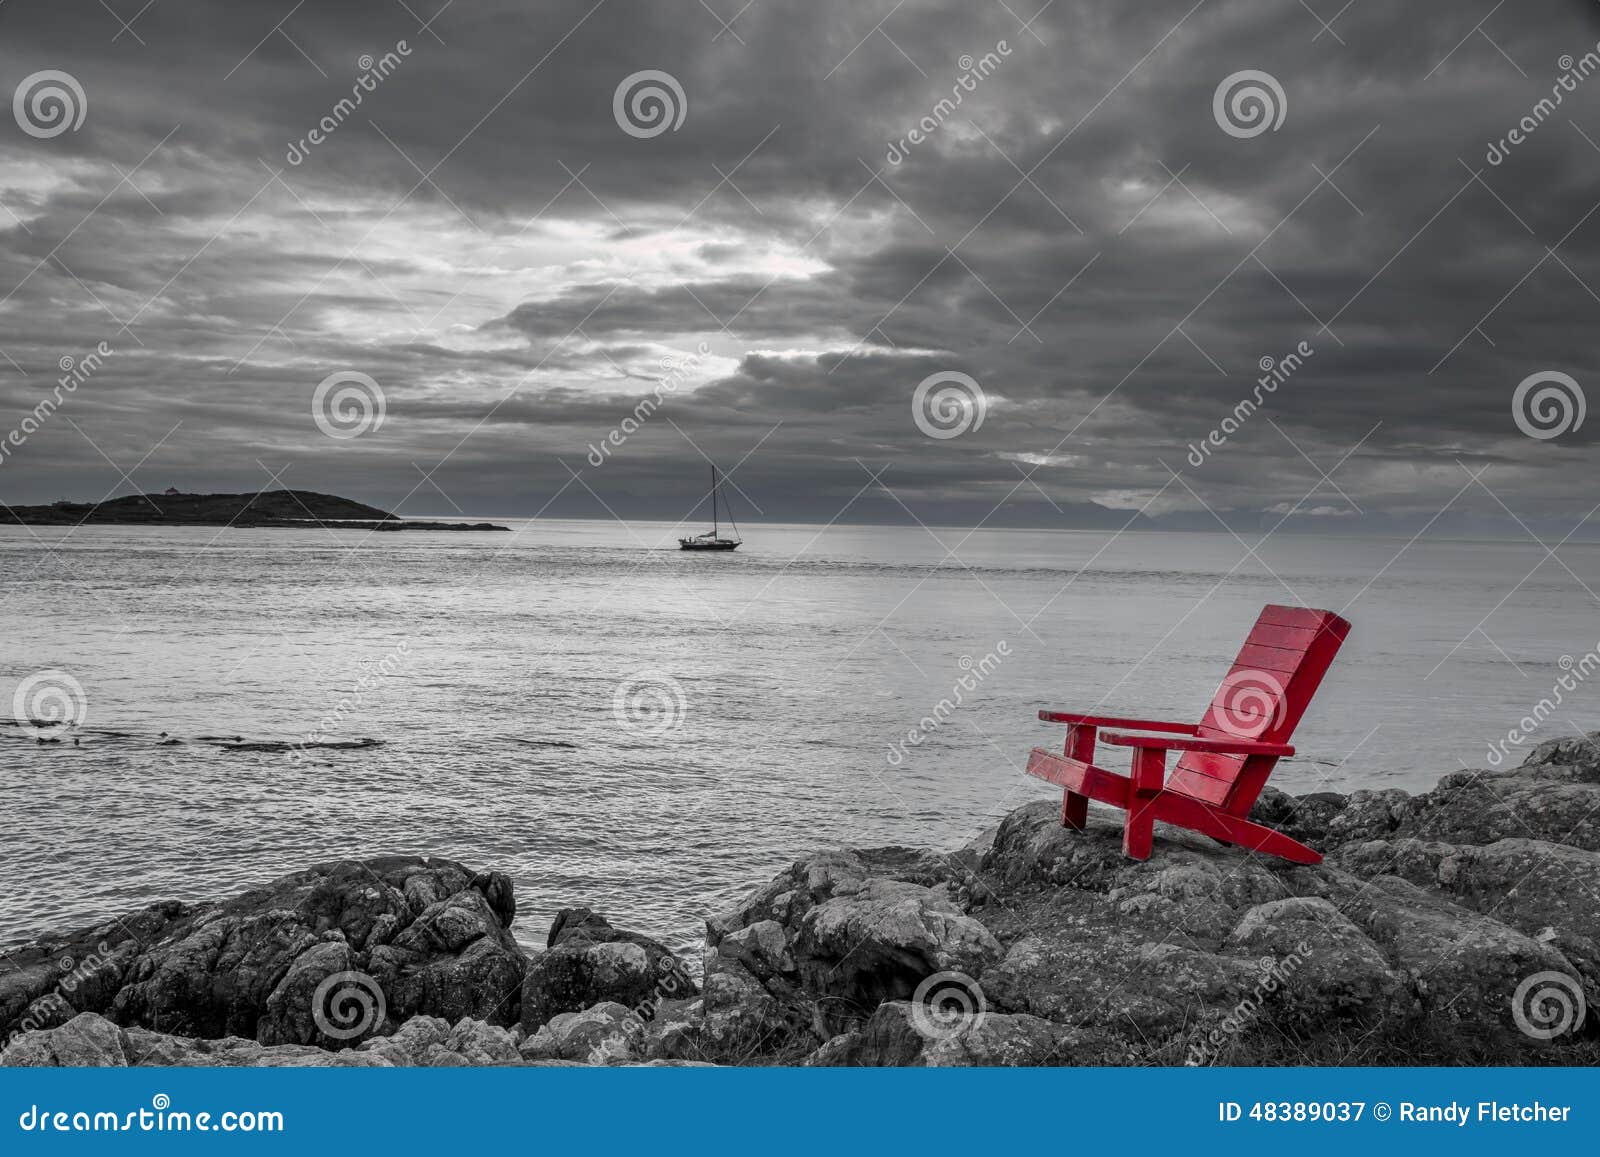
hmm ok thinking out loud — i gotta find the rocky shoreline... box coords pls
[5,735,1599,1067]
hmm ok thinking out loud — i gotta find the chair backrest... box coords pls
[1166,604,1351,815]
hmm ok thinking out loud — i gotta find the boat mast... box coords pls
[712,464,718,537]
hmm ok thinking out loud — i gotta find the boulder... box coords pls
[367,889,527,1031]
[2,1012,387,1068]
[701,848,1003,1054]
[520,1001,635,1062]
[634,997,708,1061]
[2,857,525,1049]
[355,1015,453,1066]
[1331,836,1600,949]
[1225,897,1415,1027]
[519,908,696,1033]
[431,1017,521,1065]
[1,1010,542,1068]
[0,904,185,1041]
[1334,875,1579,1033]
[804,1000,1115,1066]
[4,1011,133,1066]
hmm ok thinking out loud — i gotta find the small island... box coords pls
[0,489,510,531]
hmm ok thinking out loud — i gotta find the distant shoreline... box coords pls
[0,489,510,532]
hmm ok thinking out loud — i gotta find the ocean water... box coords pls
[2,520,1597,952]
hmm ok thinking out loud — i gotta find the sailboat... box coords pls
[679,465,742,551]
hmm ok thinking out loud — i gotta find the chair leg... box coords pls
[1122,747,1164,860]
[1122,798,1155,859]
[1060,725,1096,832]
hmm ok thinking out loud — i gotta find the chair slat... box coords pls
[1195,706,1274,737]
[1173,751,1245,780]
[1209,683,1287,716]
[1241,623,1324,652]
[1165,767,1233,805]
[1256,604,1338,630]
[1230,644,1308,675]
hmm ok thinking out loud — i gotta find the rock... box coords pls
[260,940,374,1047]
[369,889,527,1030]
[1331,837,1600,951]
[17,993,76,1034]
[1,1012,388,1068]
[961,775,1598,1063]
[982,927,1263,1043]
[1334,875,1579,1033]
[1325,790,1413,843]
[798,878,1002,1009]
[2,1010,539,1068]
[1249,789,1352,847]
[1386,769,1600,851]
[634,997,707,1062]
[435,1017,521,1065]
[804,1001,1119,1066]
[702,848,1004,1053]
[0,904,184,1041]
[1520,732,1600,778]
[519,1001,635,1062]
[470,872,517,928]
[719,920,794,974]
[519,908,695,1033]
[1225,897,1415,1027]
[0,857,526,1049]
[355,1015,452,1066]
[4,1011,132,1066]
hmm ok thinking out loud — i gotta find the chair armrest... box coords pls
[1038,711,1198,734]
[1101,731,1294,757]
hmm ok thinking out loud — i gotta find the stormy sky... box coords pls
[2,0,1600,532]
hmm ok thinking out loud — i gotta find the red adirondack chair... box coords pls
[1025,604,1351,864]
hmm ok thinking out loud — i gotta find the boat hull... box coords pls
[679,539,739,551]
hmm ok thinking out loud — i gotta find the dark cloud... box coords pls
[1,0,1599,534]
